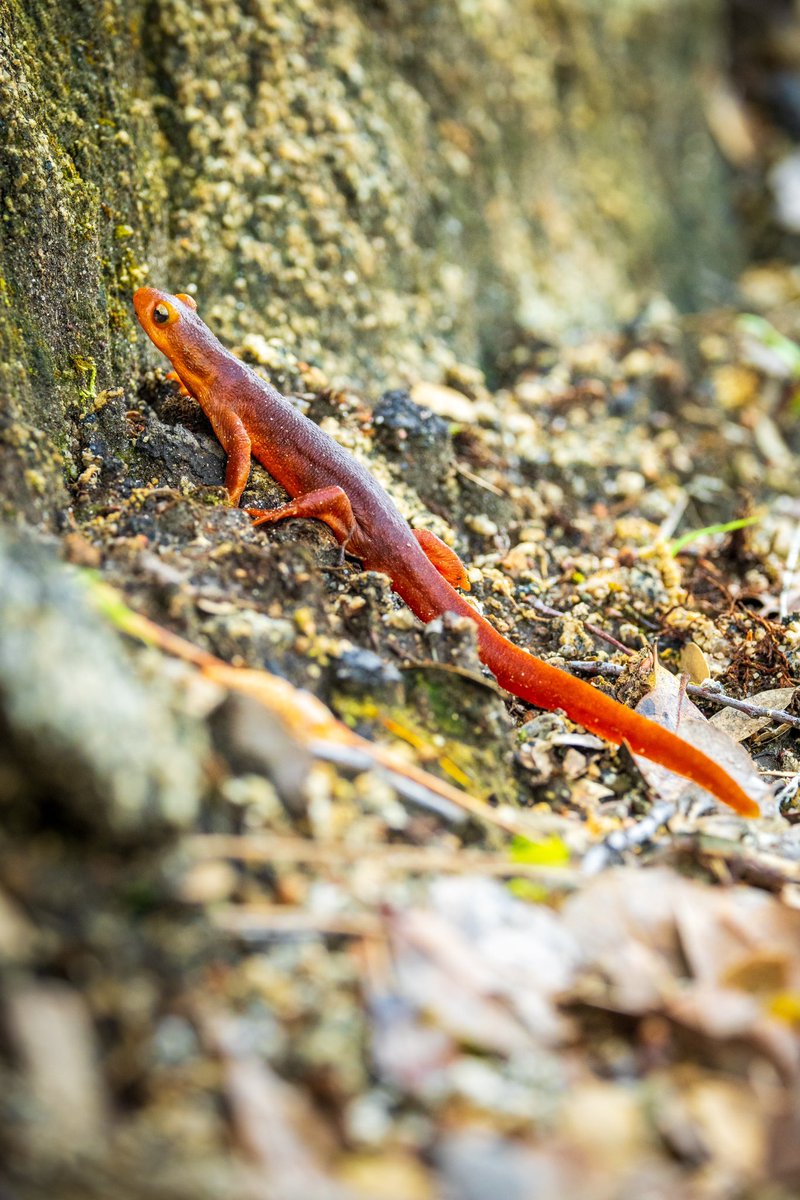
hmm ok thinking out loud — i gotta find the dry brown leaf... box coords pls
[668,985,799,1078]
[339,1152,436,1200]
[410,381,479,423]
[634,657,771,810]
[387,877,581,1054]
[5,981,109,1154]
[201,1014,351,1198]
[562,868,800,1073]
[679,641,711,684]
[654,1070,766,1184]
[0,888,37,962]
[559,1081,656,1171]
[708,687,796,742]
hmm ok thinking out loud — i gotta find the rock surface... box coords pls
[1,0,739,523]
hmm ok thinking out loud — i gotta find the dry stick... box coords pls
[780,520,800,621]
[527,598,634,656]
[210,907,384,938]
[455,462,505,497]
[566,659,800,730]
[454,582,796,737]
[582,800,677,877]
[189,833,578,887]
[93,582,532,836]
[657,492,689,543]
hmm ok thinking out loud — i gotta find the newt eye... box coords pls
[153,303,171,325]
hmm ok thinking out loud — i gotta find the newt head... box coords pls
[133,286,220,394]
[133,285,197,339]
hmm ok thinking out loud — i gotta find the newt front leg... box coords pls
[163,369,356,554]
[247,486,357,562]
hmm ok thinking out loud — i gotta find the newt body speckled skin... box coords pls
[133,286,759,817]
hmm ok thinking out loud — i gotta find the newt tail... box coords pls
[389,557,758,816]
[133,286,760,818]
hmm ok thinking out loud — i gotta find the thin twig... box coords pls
[528,598,635,656]
[455,462,505,496]
[209,907,383,938]
[780,520,800,621]
[657,492,689,543]
[564,660,626,680]
[307,741,466,823]
[188,833,579,886]
[581,801,677,875]
[566,659,800,730]
[88,578,536,838]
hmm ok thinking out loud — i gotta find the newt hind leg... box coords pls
[414,528,470,590]
[247,485,357,562]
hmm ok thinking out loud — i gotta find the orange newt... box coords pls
[133,286,759,818]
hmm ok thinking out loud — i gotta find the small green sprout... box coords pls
[669,516,760,557]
